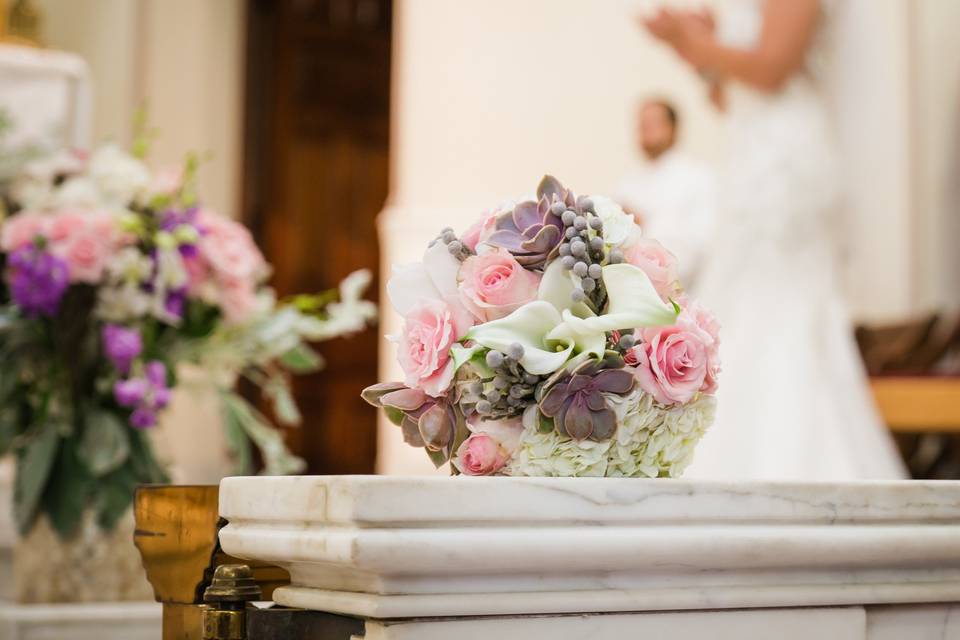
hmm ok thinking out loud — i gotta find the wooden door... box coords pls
[243,0,390,473]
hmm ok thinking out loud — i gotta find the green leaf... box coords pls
[265,378,302,427]
[279,343,324,373]
[42,437,96,538]
[222,399,254,476]
[127,429,170,485]
[383,406,405,427]
[537,411,555,434]
[220,392,305,476]
[95,464,139,531]
[0,407,19,456]
[13,423,60,535]
[77,409,131,477]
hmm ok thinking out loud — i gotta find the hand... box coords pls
[708,81,726,112]
[640,8,717,72]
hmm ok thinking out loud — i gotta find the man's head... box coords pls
[637,99,678,160]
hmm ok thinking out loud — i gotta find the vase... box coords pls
[13,507,154,604]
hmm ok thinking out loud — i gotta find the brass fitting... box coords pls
[201,564,262,640]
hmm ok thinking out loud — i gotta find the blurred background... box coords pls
[2,1,959,484]
[1,0,959,634]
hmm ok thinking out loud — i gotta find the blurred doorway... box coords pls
[243,0,390,474]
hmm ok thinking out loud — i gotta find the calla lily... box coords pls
[464,301,573,375]
[464,263,678,375]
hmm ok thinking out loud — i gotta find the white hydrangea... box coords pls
[88,143,151,208]
[592,195,639,247]
[606,390,716,478]
[502,388,715,478]
[505,406,611,477]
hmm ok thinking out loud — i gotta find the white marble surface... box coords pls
[867,604,960,639]
[0,601,160,640]
[360,607,865,640]
[219,476,960,618]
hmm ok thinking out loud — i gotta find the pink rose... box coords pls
[55,231,109,283]
[623,237,680,301]
[1,213,48,251]
[676,300,721,394]
[458,249,540,322]
[398,298,472,397]
[47,211,88,243]
[630,324,709,405]
[460,212,498,252]
[220,277,259,324]
[196,209,266,284]
[453,433,508,476]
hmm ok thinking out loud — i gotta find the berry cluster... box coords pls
[430,226,474,262]
[555,199,623,308]
[459,343,542,420]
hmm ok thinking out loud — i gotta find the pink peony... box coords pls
[1,213,48,251]
[457,249,540,322]
[219,277,259,324]
[196,209,266,284]
[398,298,472,397]
[623,237,680,301]
[453,433,508,476]
[630,324,709,405]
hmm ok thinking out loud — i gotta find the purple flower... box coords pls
[113,359,172,429]
[102,324,142,373]
[7,246,69,316]
[130,407,157,429]
[145,361,167,387]
[164,289,186,319]
[114,378,148,407]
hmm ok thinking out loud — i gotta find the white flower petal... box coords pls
[387,262,439,316]
[465,301,573,375]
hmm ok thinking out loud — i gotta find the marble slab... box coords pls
[219,476,960,618]
[0,601,160,640]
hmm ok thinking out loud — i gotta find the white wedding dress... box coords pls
[684,0,906,480]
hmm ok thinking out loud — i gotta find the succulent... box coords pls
[538,356,635,441]
[486,176,574,270]
[361,382,466,467]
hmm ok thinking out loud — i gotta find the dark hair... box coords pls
[642,99,678,129]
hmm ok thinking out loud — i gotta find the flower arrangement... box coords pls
[364,176,718,477]
[0,142,376,537]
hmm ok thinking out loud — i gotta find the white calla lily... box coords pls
[464,301,574,375]
[464,262,677,375]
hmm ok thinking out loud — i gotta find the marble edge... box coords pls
[219,476,960,526]
[271,583,960,619]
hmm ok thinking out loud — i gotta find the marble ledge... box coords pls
[218,475,960,619]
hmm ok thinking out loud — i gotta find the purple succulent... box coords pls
[538,359,635,441]
[102,324,143,374]
[486,175,574,270]
[7,246,69,317]
[362,382,464,466]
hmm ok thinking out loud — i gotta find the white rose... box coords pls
[88,144,151,208]
[592,195,639,247]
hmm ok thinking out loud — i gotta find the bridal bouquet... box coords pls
[0,142,375,538]
[364,176,719,477]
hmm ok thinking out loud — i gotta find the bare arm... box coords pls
[644,0,821,93]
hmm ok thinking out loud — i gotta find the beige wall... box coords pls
[34,0,245,217]
[912,0,960,312]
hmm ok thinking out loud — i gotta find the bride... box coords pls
[642,0,906,479]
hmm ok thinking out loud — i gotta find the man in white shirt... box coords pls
[615,99,717,289]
